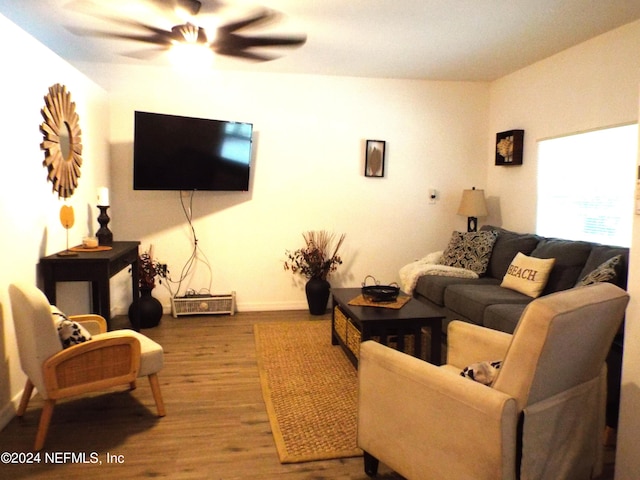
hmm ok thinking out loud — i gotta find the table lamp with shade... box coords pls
[457,187,488,232]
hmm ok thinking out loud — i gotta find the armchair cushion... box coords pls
[79,329,164,378]
[123,330,164,377]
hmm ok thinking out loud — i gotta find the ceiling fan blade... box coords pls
[153,0,201,16]
[217,9,275,34]
[224,34,307,49]
[121,46,170,60]
[149,0,226,20]
[212,9,306,59]
[176,0,201,15]
[67,25,174,46]
[196,0,226,15]
[90,16,172,37]
[103,32,173,46]
[214,49,276,62]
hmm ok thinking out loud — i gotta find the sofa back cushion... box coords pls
[481,226,540,280]
[530,238,592,294]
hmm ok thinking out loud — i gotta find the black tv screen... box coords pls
[133,111,253,191]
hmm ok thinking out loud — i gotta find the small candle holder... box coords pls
[96,205,113,246]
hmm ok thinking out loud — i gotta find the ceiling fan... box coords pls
[68,0,307,62]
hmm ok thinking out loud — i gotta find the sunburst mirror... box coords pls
[40,83,83,198]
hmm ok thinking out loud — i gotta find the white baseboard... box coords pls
[236,301,309,311]
[113,301,310,316]
[111,304,172,317]
[0,389,27,431]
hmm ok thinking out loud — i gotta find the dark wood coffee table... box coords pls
[331,287,445,367]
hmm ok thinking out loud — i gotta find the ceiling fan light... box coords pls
[73,3,305,64]
[168,42,214,67]
[171,23,207,45]
[200,20,219,43]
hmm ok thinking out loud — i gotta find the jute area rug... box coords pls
[254,320,362,464]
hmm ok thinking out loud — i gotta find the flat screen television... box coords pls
[133,111,253,191]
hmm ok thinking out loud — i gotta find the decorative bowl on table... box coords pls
[361,275,400,302]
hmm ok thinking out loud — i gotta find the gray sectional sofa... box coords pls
[414,225,628,333]
[412,225,628,426]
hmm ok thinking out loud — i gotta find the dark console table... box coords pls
[39,241,141,330]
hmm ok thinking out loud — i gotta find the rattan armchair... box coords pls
[9,283,166,451]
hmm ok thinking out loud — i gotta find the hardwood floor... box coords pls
[0,310,615,479]
[0,311,403,480]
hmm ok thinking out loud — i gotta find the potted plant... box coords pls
[284,231,345,314]
[129,247,168,328]
[137,250,168,290]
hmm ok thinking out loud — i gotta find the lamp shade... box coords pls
[457,188,488,217]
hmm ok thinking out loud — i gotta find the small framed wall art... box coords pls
[495,130,524,166]
[365,140,385,177]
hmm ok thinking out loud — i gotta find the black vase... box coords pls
[128,287,163,328]
[305,278,331,315]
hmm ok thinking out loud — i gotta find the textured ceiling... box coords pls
[2,0,640,81]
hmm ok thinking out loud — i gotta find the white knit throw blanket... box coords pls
[399,251,479,294]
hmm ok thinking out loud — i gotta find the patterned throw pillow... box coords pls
[578,255,622,286]
[460,360,502,386]
[52,308,92,349]
[439,230,498,275]
[501,252,555,298]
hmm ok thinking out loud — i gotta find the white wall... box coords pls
[487,19,640,479]
[102,66,490,312]
[0,12,490,432]
[487,20,640,233]
[0,13,110,427]
[4,10,640,475]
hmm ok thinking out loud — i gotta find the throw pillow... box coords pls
[577,254,622,286]
[501,252,555,298]
[460,360,502,386]
[52,307,92,348]
[439,230,498,275]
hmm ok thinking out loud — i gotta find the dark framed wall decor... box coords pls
[365,140,385,177]
[495,130,524,166]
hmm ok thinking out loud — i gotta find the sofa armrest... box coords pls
[357,341,518,480]
[446,320,513,369]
